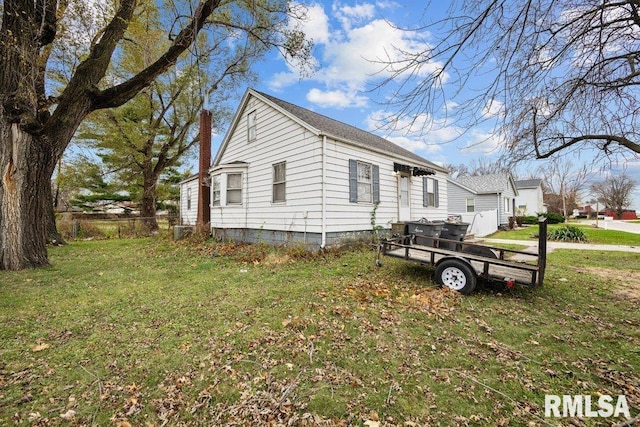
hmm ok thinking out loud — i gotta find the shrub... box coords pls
[548,225,587,242]
[543,212,565,224]
[521,215,540,225]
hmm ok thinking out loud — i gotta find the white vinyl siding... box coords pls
[447,176,519,226]
[179,177,198,225]
[213,95,323,232]
[212,92,448,236]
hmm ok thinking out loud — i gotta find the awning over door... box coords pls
[394,162,435,176]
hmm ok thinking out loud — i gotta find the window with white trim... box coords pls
[423,177,439,207]
[186,187,192,210]
[504,197,511,213]
[212,175,220,206]
[466,198,475,213]
[227,173,242,204]
[247,110,257,142]
[272,162,286,203]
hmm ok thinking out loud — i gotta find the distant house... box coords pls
[447,173,519,227]
[604,209,638,220]
[514,179,546,216]
[183,88,450,247]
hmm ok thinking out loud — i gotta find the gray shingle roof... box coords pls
[515,179,542,189]
[455,173,513,194]
[255,90,441,171]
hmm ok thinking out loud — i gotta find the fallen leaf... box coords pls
[364,421,380,427]
[59,409,76,420]
[32,343,50,352]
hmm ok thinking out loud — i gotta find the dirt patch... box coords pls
[576,266,640,301]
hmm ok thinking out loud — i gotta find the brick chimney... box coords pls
[196,109,212,230]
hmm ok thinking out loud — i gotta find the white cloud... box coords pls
[297,2,331,45]
[268,3,441,108]
[268,71,302,92]
[306,88,368,108]
[317,19,435,90]
[387,135,443,155]
[333,2,376,31]
[482,99,504,118]
[460,129,507,154]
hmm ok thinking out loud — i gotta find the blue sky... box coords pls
[210,2,503,168]
[208,0,640,211]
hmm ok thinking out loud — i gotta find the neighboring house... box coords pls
[514,179,547,215]
[603,209,638,220]
[196,88,449,248]
[447,173,519,227]
[178,174,198,225]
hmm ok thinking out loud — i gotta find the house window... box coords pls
[212,175,220,206]
[186,187,192,210]
[247,110,257,142]
[227,173,242,204]
[349,159,379,203]
[423,177,439,207]
[504,197,511,213]
[357,161,372,203]
[466,198,475,213]
[272,162,286,203]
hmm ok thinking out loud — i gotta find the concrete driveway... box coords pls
[583,219,640,234]
[482,220,640,253]
[483,238,640,253]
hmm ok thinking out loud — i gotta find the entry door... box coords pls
[398,174,411,221]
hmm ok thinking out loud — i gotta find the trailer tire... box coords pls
[435,259,477,295]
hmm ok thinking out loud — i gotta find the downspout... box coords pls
[321,135,327,248]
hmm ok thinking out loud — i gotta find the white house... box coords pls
[178,174,198,225]
[514,179,547,215]
[447,173,519,227]
[193,88,449,248]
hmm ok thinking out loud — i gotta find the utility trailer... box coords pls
[376,219,548,294]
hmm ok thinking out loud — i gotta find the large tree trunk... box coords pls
[140,171,159,233]
[0,124,52,269]
[1,0,220,270]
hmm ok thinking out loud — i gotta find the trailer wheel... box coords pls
[435,259,477,294]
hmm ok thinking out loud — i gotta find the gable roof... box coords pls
[515,179,542,189]
[214,88,445,172]
[452,173,519,196]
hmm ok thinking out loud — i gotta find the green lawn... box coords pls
[1,237,639,425]
[489,222,640,245]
